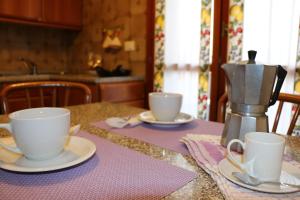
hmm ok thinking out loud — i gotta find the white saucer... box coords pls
[0,136,96,173]
[138,111,194,128]
[218,156,300,193]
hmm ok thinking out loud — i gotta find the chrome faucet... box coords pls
[18,57,38,75]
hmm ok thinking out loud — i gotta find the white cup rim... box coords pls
[245,132,285,145]
[149,92,182,97]
[9,107,70,121]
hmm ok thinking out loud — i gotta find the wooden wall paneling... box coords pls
[145,0,155,109]
[209,0,229,121]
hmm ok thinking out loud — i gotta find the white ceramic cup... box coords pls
[227,132,285,181]
[0,107,70,160]
[149,92,182,121]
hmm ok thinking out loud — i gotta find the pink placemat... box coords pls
[0,131,196,200]
[181,134,300,200]
[92,120,224,155]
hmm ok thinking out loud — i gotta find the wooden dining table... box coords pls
[0,102,300,199]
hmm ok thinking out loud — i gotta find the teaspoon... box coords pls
[232,172,300,188]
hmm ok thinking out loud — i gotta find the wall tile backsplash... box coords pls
[0,0,147,77]
[0,23,72,75]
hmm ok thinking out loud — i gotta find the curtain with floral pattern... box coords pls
[295,23,300,94]
[154,0,299,127]
[293,20,300,135]
[154,0,165,92]
[198,0,213,119]
[227,0,244,63]
[154,0,213,120]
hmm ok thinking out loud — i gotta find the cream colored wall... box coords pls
[68,0,147,76]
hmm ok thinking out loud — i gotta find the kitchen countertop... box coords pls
[0,74,144,84]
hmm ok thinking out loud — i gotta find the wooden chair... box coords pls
[217,92,300,135]
[217,92,228,123]
[1,81,92,114]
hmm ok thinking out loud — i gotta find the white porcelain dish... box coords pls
[218,155,300,193]
[139,111,193,128]
[0,136,96,173]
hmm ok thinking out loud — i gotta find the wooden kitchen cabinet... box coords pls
[0,0,82,30]
[0,0,42,21]
[43,0,82,27]
[99,81,145,108]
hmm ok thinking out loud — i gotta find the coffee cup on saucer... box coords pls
[227,132,285,181]
[0,107,70,161]
[149,92,182,121]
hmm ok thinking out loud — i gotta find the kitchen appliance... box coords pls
[95,65,131,77]
[220,50,287,151]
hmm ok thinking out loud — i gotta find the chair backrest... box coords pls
[217,92,228,123]
[1,81,92,114]
[272,93,300,135]
[217,92,300,136]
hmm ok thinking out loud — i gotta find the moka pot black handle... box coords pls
[268,65,287,106]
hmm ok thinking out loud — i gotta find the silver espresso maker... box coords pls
[220,50,287,151]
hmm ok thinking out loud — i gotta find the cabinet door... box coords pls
[43,0,82,27]
[99,81,145,108]
[0,0,42,21]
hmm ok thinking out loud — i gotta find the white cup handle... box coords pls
[0,123,22,154]
[227,139,247,171]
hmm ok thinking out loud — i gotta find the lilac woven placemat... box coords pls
[0,131,196,200]
[92,120,224,155]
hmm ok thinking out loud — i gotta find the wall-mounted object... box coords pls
[95,65,131,77]
[102,27,122,53]
[124,40,136,52]
[87,53,102,69]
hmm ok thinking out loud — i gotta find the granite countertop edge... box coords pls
[0,74,144,84]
